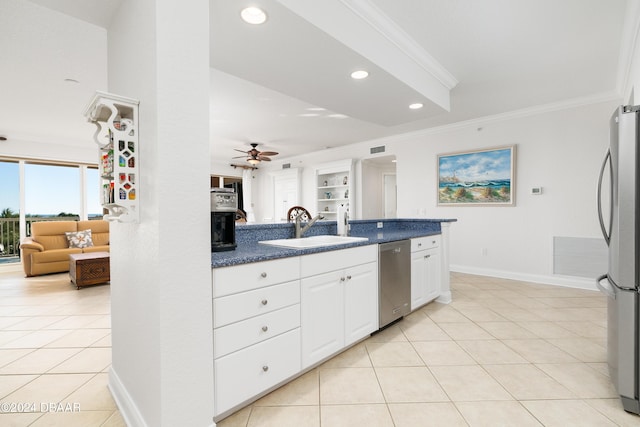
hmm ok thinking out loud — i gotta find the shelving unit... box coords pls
[84,91,140,223]
[315,160,354,219]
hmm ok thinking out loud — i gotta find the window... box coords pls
[25,163,80,218]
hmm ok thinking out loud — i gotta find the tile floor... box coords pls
[1,263,639,426]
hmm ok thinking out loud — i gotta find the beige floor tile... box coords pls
[516,321,579,338]
[586,362,610,377]
[0,412,43,426]
[423,306,470,323]
[545,337,606,362]
[365,341,423,367]
[411,341,476,366]
[502,339,579,363]
[490,307,545,322]
[430,365,512,401]
[0,349,34,368]
[388,402,467,427]
[2,329,71,349]
[0,348,81,374]
[45,328,110,348]
[365,324,407,343]
[530,307,601,322]
[476,321,538,339]
[535,363,618,398]
[91,333,112,348]
[0,331,31,346]
[0,374,38,399]
[471,297,516,309]
[217,405,252,427]
[84,315,112,329]
[48,347,112,374]
[64,373,117,411]
[457,340,528,364]
[320,343,371,369]
[508,297,553,310]
[3,316,66,331]
[398,319,451,341]
[321,404,393,427]
[254,369,319,406]
[454,307,507,322]
[438,322,494,340]
[100,410,127,427]
[584,398,640,427]
[45,315,105,330]
[482,364,575,400]
[456,401,543,426]
[376,366,449,403]
[247,406,319,427]
[28,410,113,427]
[0,316,23,329]
[554,321,607,338]
[320,368,385,404]
[521,399,618,426]
[4,373,93,403]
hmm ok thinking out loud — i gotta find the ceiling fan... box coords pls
[233,143,279,165]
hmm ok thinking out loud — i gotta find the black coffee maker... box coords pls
[211,188,237,252]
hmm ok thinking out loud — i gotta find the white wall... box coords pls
[107,1,213,426]
[255,99,619,287]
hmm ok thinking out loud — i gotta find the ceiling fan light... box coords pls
[241,7,267,24]
[247,158,261,165]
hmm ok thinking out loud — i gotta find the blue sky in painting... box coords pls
[439,148,512,182]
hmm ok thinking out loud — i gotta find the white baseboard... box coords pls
[109,368,148,427]
[450,265,600,292]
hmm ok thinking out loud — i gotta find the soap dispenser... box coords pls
[336,204,348,236]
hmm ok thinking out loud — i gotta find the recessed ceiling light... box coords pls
[409,103,424,110]
[327,114,349,119]
[241,7,267,24]
[350,70,369,80]
[306,107,327,111]
[298,113,320,117]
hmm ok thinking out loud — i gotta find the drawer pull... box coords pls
[417,243,422,247]
[340,277,346,282]
[261,326,269,332]
[346,275,352,280]
[432,240,436,244]
[262,365,269,372]
[424,255,431,259]
[260,272,267,278]
[261,299,268,305]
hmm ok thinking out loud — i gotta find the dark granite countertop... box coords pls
[211,218,455,268]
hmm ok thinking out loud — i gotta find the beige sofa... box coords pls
[20,220,110,277]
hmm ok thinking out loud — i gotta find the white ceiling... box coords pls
[1,0,630,164]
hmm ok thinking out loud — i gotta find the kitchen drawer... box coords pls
[300,244,377,277]
[214,304,300,358]
[213,256,300,297]
[213,280,300,328]
[411,235,440,252]
[215,328,301,415]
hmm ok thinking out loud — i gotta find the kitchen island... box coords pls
[211,218,455,420]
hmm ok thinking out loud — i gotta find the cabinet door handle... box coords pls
[346,275,352,280]
[260,272,267,278]
[261,326,269,332]
[262,365,269,372]
[417,243,422,247]
[340,277,346,282]
[432,240,436,244]
[261,299,268,305]
[424,255,431,259]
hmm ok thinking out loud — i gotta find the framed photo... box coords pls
[437,145,516,206]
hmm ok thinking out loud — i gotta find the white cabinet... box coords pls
[411,235,442,311]
[84,91,140,223]
[315,159,354,219]
[300,245,378,368]
[212,258,301,416]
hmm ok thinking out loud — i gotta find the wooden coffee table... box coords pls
[69,252,110,289]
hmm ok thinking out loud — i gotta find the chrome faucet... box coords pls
[294,213,324,238]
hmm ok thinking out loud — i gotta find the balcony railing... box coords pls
[0,216,94,263]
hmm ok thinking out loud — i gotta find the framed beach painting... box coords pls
[437,145,516,206]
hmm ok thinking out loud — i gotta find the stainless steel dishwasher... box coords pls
[378,239,411,328]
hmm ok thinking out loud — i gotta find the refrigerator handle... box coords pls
[597,149,612,245]
[596,274,615,299]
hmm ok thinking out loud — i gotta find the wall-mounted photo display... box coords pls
[437,145,516,206]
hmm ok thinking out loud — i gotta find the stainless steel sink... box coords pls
[259,235,368,249]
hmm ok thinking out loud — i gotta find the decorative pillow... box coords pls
[65,230,94,249]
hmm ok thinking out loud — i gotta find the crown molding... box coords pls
[338,0,458,90]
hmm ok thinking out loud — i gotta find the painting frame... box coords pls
[437,145,516,206]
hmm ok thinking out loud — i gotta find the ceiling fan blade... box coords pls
[232,155,247,159]
[259,151,278,156]
[259,156,272,161]
[234,149,249,154]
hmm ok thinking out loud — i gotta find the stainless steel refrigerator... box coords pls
[597,104,640,414]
